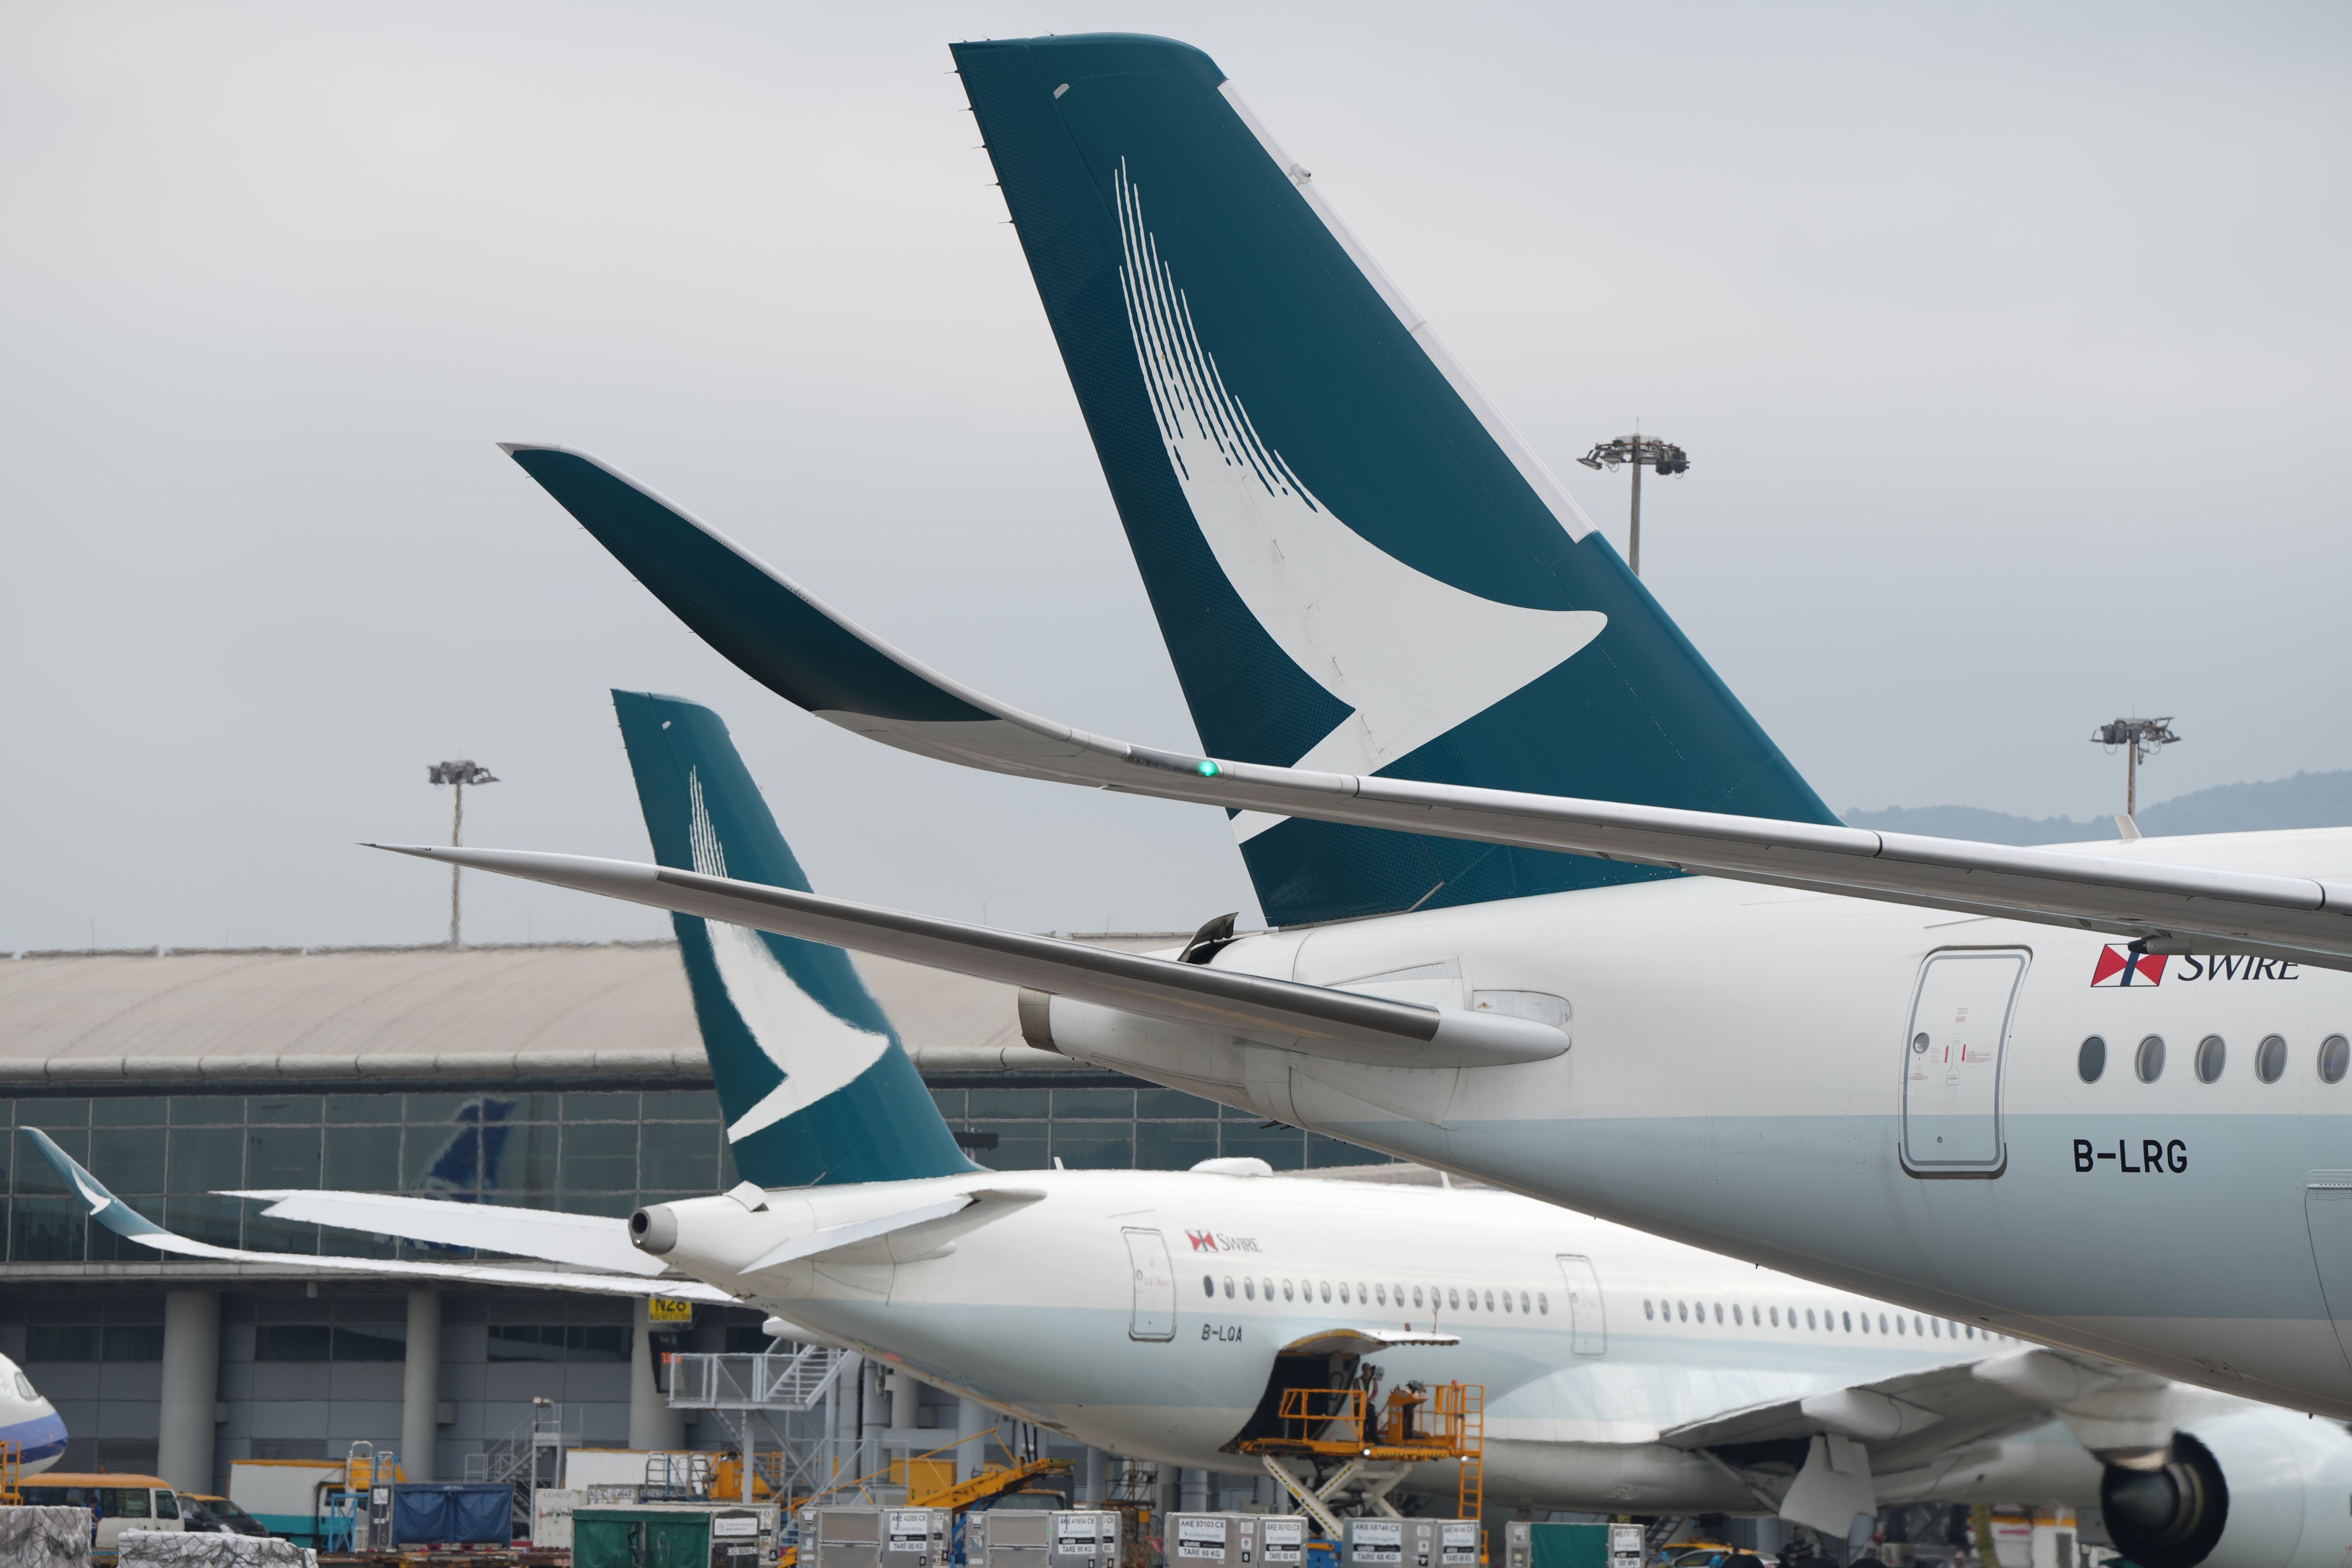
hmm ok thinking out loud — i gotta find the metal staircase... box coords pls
[666,1346,845,1411]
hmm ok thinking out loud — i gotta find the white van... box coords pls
[17,1473,187,1549]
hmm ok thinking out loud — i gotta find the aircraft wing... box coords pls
[22,1129,735,1304]
[1662,1347,2183,1474]
[502,445,2352,971]
[364,845,1569,1070]
[1658,1347,2188,1533]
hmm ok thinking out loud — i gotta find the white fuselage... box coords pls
[659,1167,2118,1514]
[1030,827,2352,1422]
[0,1353,68,1476]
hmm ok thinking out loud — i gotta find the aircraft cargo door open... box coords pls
[1124,1227,1176,1341]
[1557,1255,1605,1357]
[1900,949,2027,1177]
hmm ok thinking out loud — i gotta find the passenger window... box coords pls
[1319,1281,1331,1303]
[1203,1275,1215,1298]
[1965,1325,1976,1339]
[1842,1311,1852,1333]
[1768,1306,1779,1327]
[1537,1293,1549,1314]
[1520,1291,1531,1314]
[1339,1283,1350,1304]
[1677,1301,1688,1323]
[2078,1036,2106,1083]
[1244,1279,1256,1300]
[2321,1035,2350,1085]
[2195,1035,2227,1084]
[1805,1309,1816,1330]
[1375,1284,1387,1306]
[1895,1315,1905,1335]
[1915,1315,1926,1335]
[1357,1281,1368,1303]
[1879,1314,1889,1334]
[1283,1280,1295,1301]
[1502,1291,1513,1314]
[1225,1277,1236,1299]
[1261,1278,1273,1300]
[1644,1299,1656,1320]
[1412,1286,1424,1308]
[1485,1291,1496,1312]
[1859,1312,1870,1334]
[1712,1303,1723,1324]
[2257,1035,2288,1084]
[1732,1305,1742,1325]
[2136,1034,2166,1083]
[1449,1288,1461,1310]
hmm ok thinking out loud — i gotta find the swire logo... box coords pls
[1186,1230,1260,1253]
[2091,945,2167,987]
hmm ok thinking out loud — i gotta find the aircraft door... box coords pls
[1899,949,2027,1177]
[1123,1227,1177,1341]
[1556,1255,1605,1357]
[2303,1178,2352,1372]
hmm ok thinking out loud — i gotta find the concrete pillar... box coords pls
[156,1291,221,1495]
[400,1290,441,1482]
[957,1399,991,1482]
[1181,1467,1209,1512]
[859,1357,887,1480]
[1080,1448,1109,1505]
[628,1298,685,1450]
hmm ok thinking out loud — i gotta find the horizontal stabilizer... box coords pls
[22,1130,731,1302]
[495,447,2352,970]
[365,844,1567,1069]
[737,1187,1044,1275]
[229,1188,662,1277]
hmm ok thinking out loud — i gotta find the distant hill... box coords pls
[1844,770,2352,845]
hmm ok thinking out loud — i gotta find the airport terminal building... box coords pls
[0,938,1383,1493]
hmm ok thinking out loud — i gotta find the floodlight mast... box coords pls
[1576,432,1690,576]
[2090,717,2179,824]
[425,760,499,947]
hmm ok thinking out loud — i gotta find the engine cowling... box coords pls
[2100,1409,2352,1568]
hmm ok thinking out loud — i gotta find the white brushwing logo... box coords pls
[686,768,890,1144]
[1114,162,1606,841]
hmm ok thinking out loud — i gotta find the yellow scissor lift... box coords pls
[1239,1381,1485,1549]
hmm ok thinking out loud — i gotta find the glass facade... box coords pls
[0,1074,1385,1261]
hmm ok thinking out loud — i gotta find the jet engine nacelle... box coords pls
[2101,1408,2352,1568]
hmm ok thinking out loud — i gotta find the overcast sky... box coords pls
[3,2,2346,952]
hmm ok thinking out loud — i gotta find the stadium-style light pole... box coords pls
[426,760,499,947]
[2090,717,2179,827]
[1577,432,1690,577]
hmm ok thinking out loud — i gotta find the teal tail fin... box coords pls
[953,34,1836,926]
[612,689,979,1188]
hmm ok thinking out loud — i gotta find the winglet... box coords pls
[22,1127,167,1240]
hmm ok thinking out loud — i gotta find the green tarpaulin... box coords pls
[1530,1524,1609,1568]
[572,1508,714,1568]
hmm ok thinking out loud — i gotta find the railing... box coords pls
[666,1347,845,1411]
[1250,1381,1485,1457]
[465,1401,575,1487]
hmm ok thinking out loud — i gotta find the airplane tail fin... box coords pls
[954,34,1835,925]
[612,689,979,1188]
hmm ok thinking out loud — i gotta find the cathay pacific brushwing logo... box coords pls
[687,770,891,1144]
[1114,162,1606,842]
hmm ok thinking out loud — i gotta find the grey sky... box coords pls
[3,2,2346,952]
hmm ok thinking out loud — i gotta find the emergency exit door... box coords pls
[1900,949,2027,1177]
[2303,1178,2352,1373]
[1556,1255,1606,1357]
[1123,1227,1176,1341]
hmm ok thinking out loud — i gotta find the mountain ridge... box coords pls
[1843,769,2352,845]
